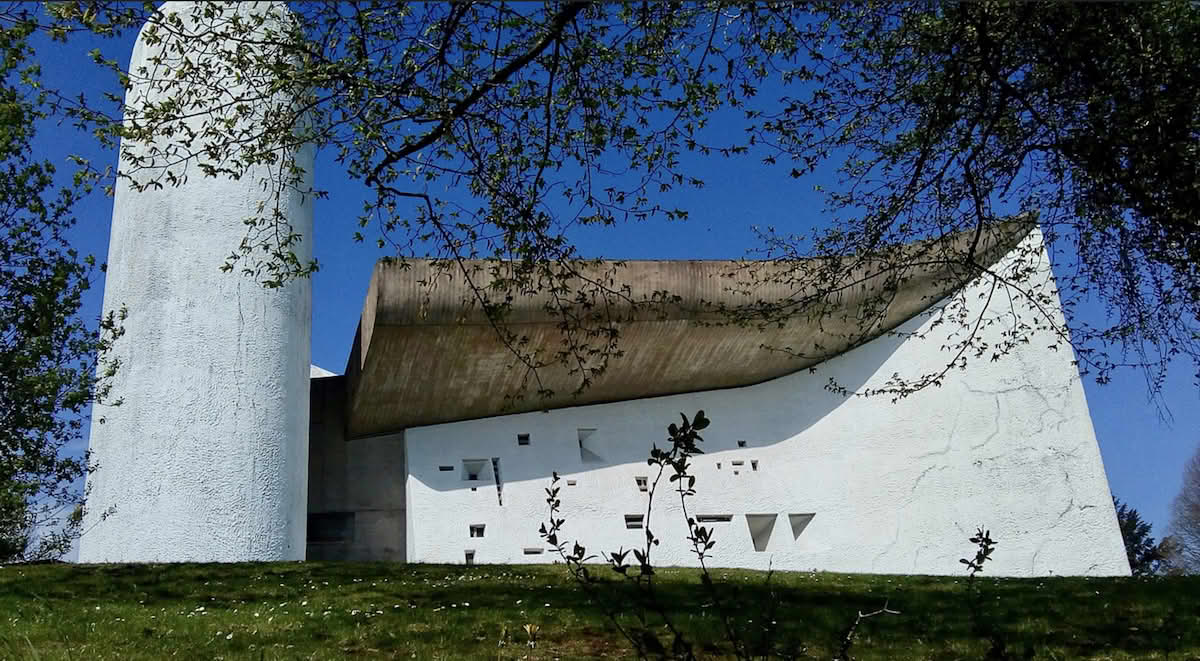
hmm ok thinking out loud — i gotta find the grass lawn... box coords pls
[1,561,1196,660]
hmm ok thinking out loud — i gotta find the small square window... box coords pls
[462,459,487,481]
[635,476,648,492]
[625,514,644,529]
[737,440,747,448]
[517,433,531,446]
[470,524,485,538]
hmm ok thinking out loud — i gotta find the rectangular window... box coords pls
[517,433,531,446]
[625,514,644,529]
[470,524,485,538]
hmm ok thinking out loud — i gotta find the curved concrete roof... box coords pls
[341,221,1035,437]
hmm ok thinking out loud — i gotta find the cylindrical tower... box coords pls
[79,1,313,562]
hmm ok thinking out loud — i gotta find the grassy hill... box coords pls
[1,561,1196,659]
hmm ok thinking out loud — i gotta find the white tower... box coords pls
[79,2,313,562]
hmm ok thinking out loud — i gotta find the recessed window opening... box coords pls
[578,428,602,463]
[746,514,778,552]
[737,440,747,448]
[470,524,485,538]
[751,460,759,471]
[624,514,644,529]
[523,547,544,555]
[464,550,476,566]
[696,514,733,523]
[438,465,454,472]
[462,459,487,482]
[635,476,648,492]
[731,460,744,467]
[716,462,722,470]
[517,433,531,446]
[491,457,503,506]
[566,479,577,486]
[789,513,816,540]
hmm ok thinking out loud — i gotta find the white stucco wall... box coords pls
[79,2,312,562]
[405,230,1130,576]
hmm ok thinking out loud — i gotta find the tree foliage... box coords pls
[1113,497,1167,576]
[38,1,1200,404]
[0,10,120,562]
[1167,445,1200,574]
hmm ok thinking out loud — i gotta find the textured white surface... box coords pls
[310,365,337,378]
[405,230,1130,576]
[79,2,312,562]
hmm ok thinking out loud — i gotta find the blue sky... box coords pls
[28,15,1197,542]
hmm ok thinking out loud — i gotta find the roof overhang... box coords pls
[340,221,1035,437]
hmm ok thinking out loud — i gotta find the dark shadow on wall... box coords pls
[401,305,940,493]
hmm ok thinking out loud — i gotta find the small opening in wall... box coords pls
[578,428,602,463]
[625,514,644,529]
[470,487,477,492]
[462,459,487,481]
[788,513,816,540]
[716,462,722,470]
[517,433,531,446]
[695,514,733,523]
[492,457,503,506]
[731,460,744,466]
[464,550,475,566]
[438,465,454,472]
[523,547,544,555]
[566,480,577,486]
[737,440,747,448]
[746,514,778,552]
[635,476,648,492]
[470,524,485,538]
[751,460,759,472]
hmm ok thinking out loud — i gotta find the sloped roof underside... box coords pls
[342,222,1034,437]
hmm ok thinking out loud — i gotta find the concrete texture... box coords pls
[400,229,1130,576]
[79,1,313,562]
[306,376,405,561]
[344,222,1033,437]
